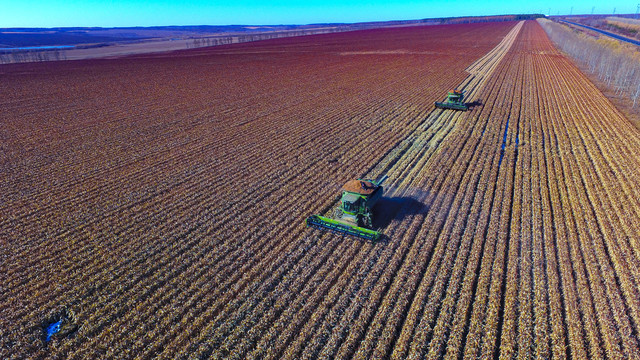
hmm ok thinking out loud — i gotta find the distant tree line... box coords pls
[186,28,344,49]
[437,14,545,24]
[539,18,640,106]
[0,49,67,64]
[186,37,232,48]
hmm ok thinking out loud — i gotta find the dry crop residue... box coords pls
[2,19,640,359]
[0,22,513,358]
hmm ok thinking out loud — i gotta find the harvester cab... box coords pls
[435,89,469,111]
[306,175,388,241]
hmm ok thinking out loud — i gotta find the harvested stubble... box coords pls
[2,19,640,360]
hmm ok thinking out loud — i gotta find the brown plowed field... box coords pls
[2,20,640,359]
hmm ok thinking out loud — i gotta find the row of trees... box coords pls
[0,49,67,64]
[1,28,345,63]
[186,28,344,49]
[538,18,640,106]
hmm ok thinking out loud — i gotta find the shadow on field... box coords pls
[466,99,483,109]
[374,195,427,231]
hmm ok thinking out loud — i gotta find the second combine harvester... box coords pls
[435,89,468,111]
[306,175,388,241]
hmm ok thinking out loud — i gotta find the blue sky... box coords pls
[1,0,637,28]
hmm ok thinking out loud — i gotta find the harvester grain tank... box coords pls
[306,175,388,241]
[435,89,468,111]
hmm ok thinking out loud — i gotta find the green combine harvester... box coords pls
[306,175,388,241]
[435,89,468,111]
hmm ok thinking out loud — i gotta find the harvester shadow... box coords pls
[374,196,428,242]
[466,99,483,109]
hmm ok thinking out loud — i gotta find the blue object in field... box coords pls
[45,320,62,341]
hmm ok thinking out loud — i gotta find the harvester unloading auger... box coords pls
[435,89,468,111]
[306,175,388,241]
